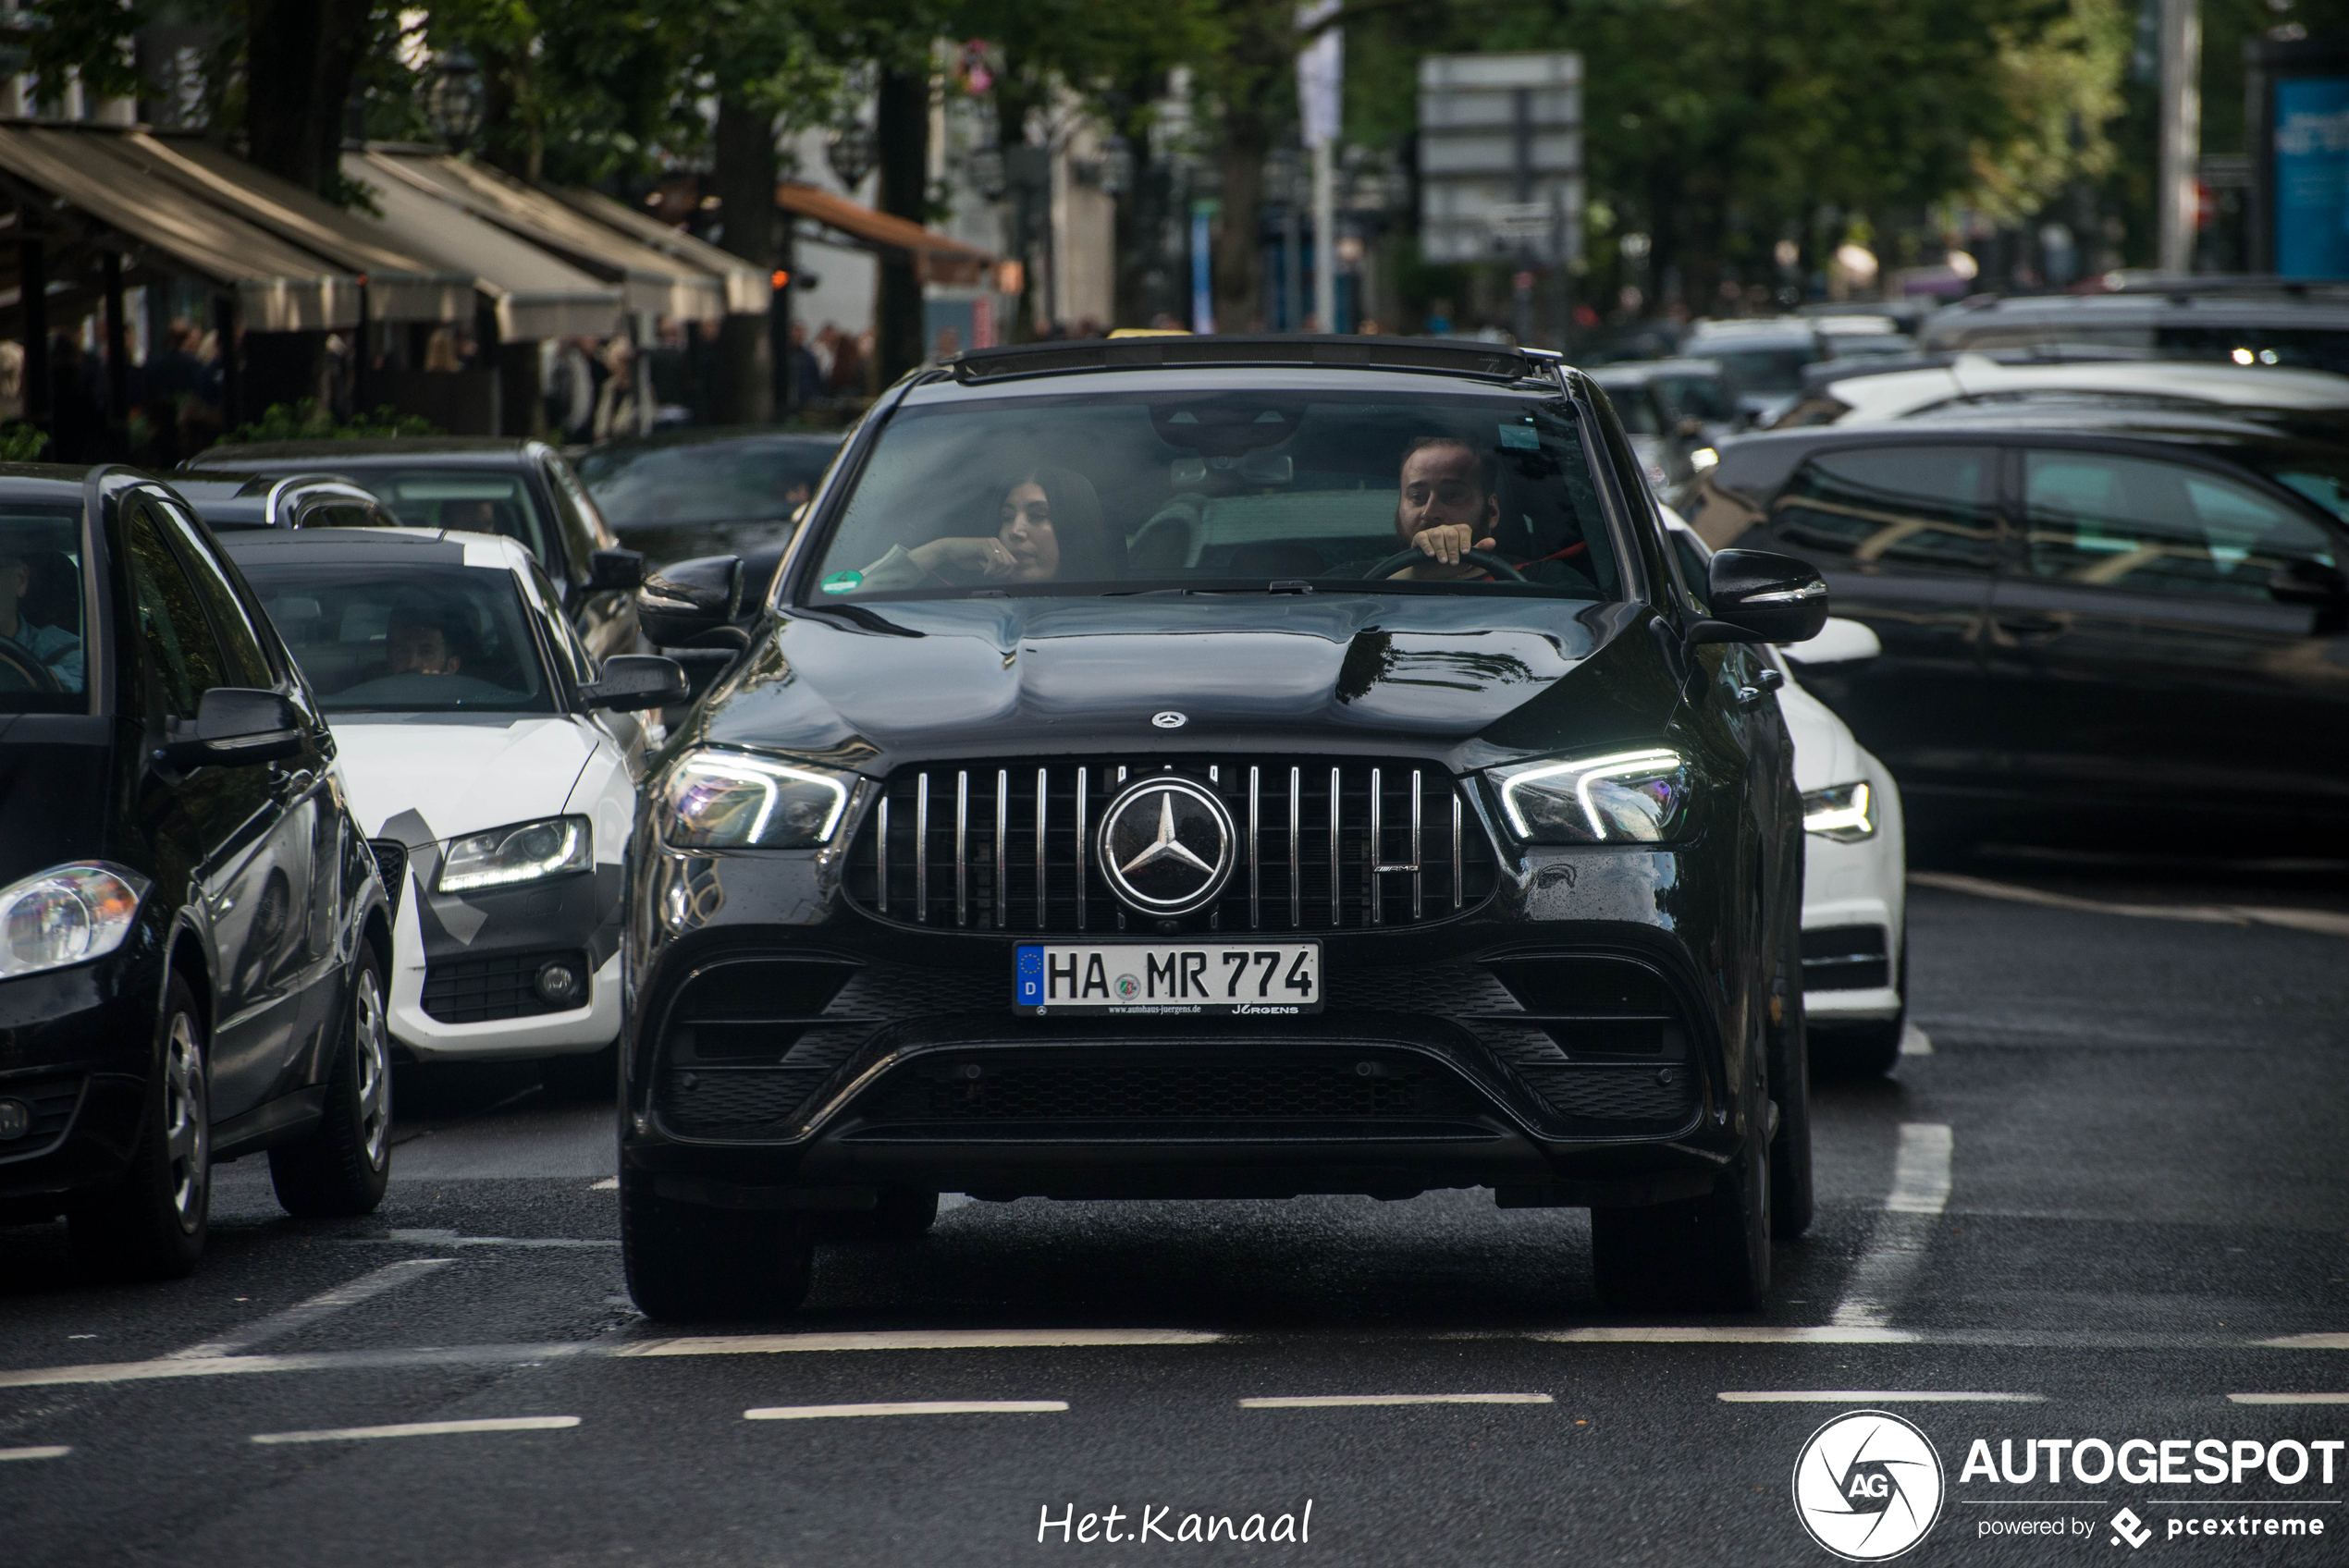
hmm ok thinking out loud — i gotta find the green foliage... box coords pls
[221,401,441,446]
[0,423,50,463]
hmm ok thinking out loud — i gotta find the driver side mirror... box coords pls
[161,688,303,767]
[580,655,690,711]
[1688,549,1830,645]
[638,555,744,647]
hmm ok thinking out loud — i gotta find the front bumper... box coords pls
[0,944,159,1213]
[386,862,624,1063]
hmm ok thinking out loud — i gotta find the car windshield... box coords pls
[0,504,87,711]
[347,470,554,566]
[234,560,557,715]
[805,389,1620,601]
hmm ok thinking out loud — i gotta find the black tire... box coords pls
[69,976,211,1281]
[1809,922,1908,1080]
[621,1162,815,1321]
[540,1042,618,1104]
[270,949,393,1219]
[1592,1126,1771,1312]
[815,1188,940,1243]
[1767,921,1814,1239]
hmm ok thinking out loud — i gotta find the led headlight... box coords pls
[1802,780,1876,842]
[437,816,592,892]
[0,864,149,979]
[1490,748,1693,844]
[660,750,853,850]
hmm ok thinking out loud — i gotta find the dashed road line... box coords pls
[0,1446,70,1461]
[1900,1024,1933,1057]
[588,1178,619,1191]
[378,1230,618,1250]
[1536,1327,1917,1344]
[1830,1122,1953,1330]
[1239,1393,1553,1408]
[617,1329,1226,1357]
[744,1401,1065,1420]
[1718,1390,2043,1403]
[251,1416,580,1444]
[2256,1335,2349,1350]
[166,1258,454,1360]
[2230,1393,2349,1404]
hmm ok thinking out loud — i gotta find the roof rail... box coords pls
[948,334,1551,386]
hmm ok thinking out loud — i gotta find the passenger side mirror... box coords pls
[580,655,690,711]
[638,555,744,647]
[590,547,647,593]
[1688,549,1830,645]
[162,688,303,767]
[1778,614,1880,666]
[2268,559,2349,607]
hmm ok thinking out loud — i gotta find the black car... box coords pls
[617,337,1829,1320]
[0,468,393,1279]
[575,427,842,569]
[168,472,401,533]
[186,438,647,662]
[1681,408,2349,848]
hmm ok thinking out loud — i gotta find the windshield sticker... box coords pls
[819,570,864,594]
[1497,423,1540,449]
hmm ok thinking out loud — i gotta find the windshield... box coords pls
[236,560,557,715]
[0,504,87,712]
[348,470,554,566]
[805,389,1619,601]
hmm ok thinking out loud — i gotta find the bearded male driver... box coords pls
[1333,435,1592,585]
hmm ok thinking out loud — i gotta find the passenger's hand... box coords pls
[908,536,1018,581]
[1388,524,1497,579]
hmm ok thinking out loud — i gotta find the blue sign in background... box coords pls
[2276,78,2349,276]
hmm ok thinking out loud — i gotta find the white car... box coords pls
[1663,515,1909,1073]
[221,527,683,1093]
[1802,351,2349,425]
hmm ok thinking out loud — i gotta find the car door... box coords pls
[1759,443,2003,806]
[1985,443,2349,827]
[141,495,337,1122]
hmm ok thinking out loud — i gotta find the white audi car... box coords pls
[219,527,683,1095]
[1664,514,1909,1073]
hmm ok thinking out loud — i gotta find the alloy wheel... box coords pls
[162,1013,209,1232]
[352,969,391,1169]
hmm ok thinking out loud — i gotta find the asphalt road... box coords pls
[6,868,2349,1566]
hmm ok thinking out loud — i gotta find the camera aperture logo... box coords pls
[1793,1410,1946,1562]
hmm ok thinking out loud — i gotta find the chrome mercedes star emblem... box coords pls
[1097,777,1235,916]
[1150,711,1187,729]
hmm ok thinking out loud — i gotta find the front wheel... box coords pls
[621,1163,815,1321]
[271,949,393,1219]
[70,976,211,1280]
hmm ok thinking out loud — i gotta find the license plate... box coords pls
[1014,942,1322,1016]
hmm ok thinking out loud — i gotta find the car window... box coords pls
[524,559,594,687]
[233,558,558,715]
[0,501,89,710]
[1772,446,1999,570]
[150,496,275,689]
[359,469,556,567]
[1596,385,1661,435]
[539,454,607,571]
[808,389,1621,601]
[1651,375,1732,423]
[1705,347,1815,394]
[2021,451,2339,598]
[126,501,229,720]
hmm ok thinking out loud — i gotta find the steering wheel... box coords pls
[0,642,57,693]
[1363,546,1531,583]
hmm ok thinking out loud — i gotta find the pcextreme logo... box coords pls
[1792,1410,1947,1562]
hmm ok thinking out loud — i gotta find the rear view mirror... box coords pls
[1689,549,1830,645]
[591,547,647,592]
[1779,615,1881,666]
[163,688,302,767]
[581,655,690,711]
[639,555,744,647]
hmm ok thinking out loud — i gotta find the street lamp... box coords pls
[826,124,877,192]
[424,48,486,153]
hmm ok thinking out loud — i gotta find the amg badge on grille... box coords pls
[1096,777,1236,916]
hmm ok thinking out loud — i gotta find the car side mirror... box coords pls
[581,655,690,711]
[1688,549,1830,645]
[163,688,303,766]
[590,547,647,592]
[2268,560,2349,606]
[639,555,744,647]
[1778,614,1881,666]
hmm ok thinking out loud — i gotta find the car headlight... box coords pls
[1802,781,1876,842]
[437,816,592,892]
[1490,748,1693,844]
[0,863,148,980]
[660,750,854,849]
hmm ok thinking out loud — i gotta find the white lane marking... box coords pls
[0,1446,70,1461]
[2256,1335,2349,1350]
[1830,1122,1953,1330]
[1900,1024,1933,1056]
[1909,871,2349,939]
[617,1329,1225,1357]
[166,1259,454,1360]
[379,1229,617,1250]
[251,1416,580,1445]
[1718,1390,2042,1403]
[1537,1327,1919,1344]
[2231,1393,2349,1404]
[938,1193,973,1213]
[1239,1393,1553,1409]
[588,1179,618,1191]
[744,1402,1065,1420]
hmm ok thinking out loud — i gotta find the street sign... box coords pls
[1418,52,1582,267]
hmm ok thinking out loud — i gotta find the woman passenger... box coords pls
[854,466,1109,589]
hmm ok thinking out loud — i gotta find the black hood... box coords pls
[688,593,1670,774]
[0,717,113,888]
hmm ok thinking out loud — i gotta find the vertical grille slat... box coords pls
[848,756,1498,933]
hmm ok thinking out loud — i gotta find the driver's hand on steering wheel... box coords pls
[1393,522,1497,579]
